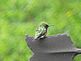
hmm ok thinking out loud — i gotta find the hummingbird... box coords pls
[34,22,49,40]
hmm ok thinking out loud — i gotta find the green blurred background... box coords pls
[0,0,81,61]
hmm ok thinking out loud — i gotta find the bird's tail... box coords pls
[34,37,38,40]
[34,37,40,40]
[34,35,39,40]
[34,34,42,40]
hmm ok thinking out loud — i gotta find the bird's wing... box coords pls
[35,26,46,39]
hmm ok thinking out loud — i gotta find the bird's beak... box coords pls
[49,25,54,27]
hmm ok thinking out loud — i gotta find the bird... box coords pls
[34,22,49,40]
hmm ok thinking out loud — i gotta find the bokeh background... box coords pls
[0,0,81,61]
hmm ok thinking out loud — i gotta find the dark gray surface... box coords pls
[26,34,81,61]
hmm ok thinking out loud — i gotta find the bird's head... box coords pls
[40,22,49,28]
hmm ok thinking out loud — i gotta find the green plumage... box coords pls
[34,22,49,40]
